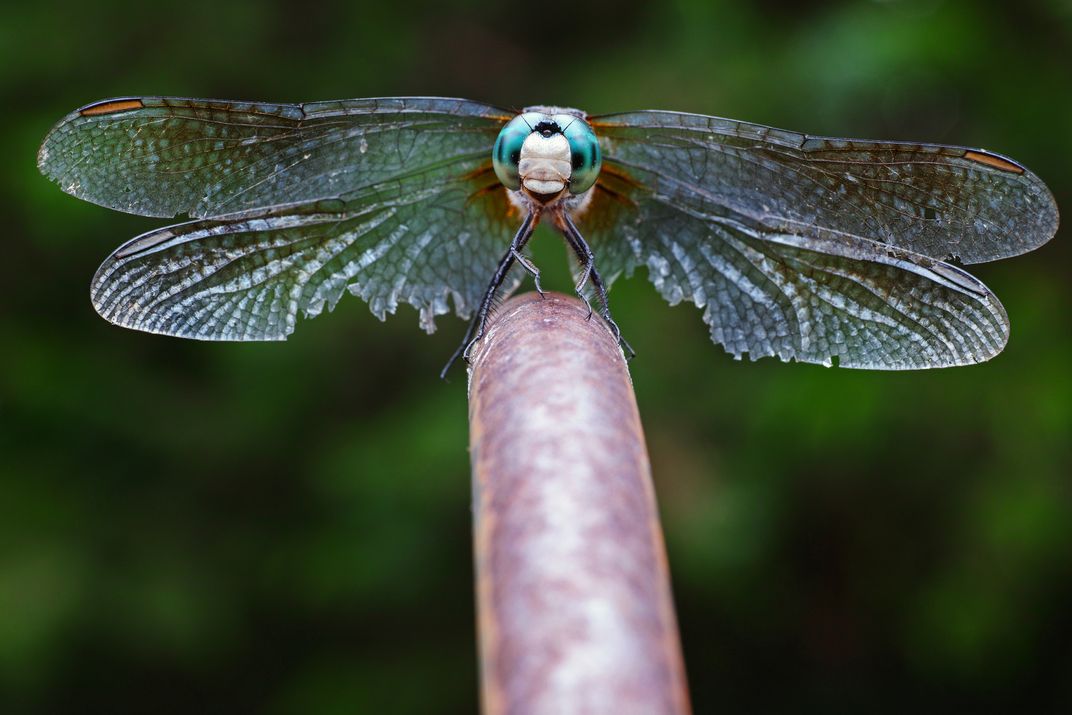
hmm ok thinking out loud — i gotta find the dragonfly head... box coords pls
[493,109,602,203]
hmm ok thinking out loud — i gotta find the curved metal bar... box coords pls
[468,292,691,715]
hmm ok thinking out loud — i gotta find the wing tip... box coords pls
[966,149,1060,258]
[90,287,294,343]
[90,233,300,343]
[35,136,53,177]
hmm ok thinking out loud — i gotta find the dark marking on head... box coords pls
[963,150,1024,174]
[80,99,145,117]
[497,137,514,167]
[570,137,598,170]
[534,120,561,138]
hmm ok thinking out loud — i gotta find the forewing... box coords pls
[39,96,511,218]
[91,163,517,340]
[576,180,1008,369]
[591,110,1057,264]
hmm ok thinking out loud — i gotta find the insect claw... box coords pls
[462,332,482,362]
[572,287,595,319]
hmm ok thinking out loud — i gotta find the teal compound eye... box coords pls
[559,117,602,194]
[492,113,538,191]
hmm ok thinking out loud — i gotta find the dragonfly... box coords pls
[38,96,1058,375]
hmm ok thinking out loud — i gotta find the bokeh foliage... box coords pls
[2,0,1070,712]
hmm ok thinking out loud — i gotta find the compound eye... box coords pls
[561,118,601,194]
[492,114,534,190]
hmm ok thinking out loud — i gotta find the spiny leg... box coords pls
[576,248,635,359]
[511,249,545,297]
[440,252,515,379]
[466,212,537,355]
[560,223,596,319]
[559,211,636,359]
[440,211,538,379]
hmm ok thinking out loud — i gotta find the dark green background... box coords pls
[3,0,1070,712]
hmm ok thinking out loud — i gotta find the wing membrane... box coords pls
[39,96,511,219]
[577,175,1008,369]
[591,110,1057,264]
[91,164,516,340]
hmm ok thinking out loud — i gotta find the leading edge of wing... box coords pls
[58,95,515,122]
[38,95,513,219]
[591,108,1058,264]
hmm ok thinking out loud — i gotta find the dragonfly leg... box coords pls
[588,264,636,359]
[511,249,545,297]
[575,265,593,318]
[557,217,596,319]
[559,211,636,359]
[440,212,538,379]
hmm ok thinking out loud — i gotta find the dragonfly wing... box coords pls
[39,96,511,218]
[575,183,1008,369]
[590,110,1057,264]
[91,163,517,340]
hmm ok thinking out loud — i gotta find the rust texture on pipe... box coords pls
[468,292,691,715]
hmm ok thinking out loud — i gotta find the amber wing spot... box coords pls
[79,99,145,117]
[963,150,1024,174]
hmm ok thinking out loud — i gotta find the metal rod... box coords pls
[468,292,691,715]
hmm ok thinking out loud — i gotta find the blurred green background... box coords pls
[3,0,1070,712]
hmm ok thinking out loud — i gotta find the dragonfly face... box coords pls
[493,109,602,200]
[37,96,1058,374]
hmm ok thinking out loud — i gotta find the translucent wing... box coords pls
[573,110,1055,368]
[91,163,517,340]
[589,110,1057,265]
[577,189,1008,369]
[38,96,512,218]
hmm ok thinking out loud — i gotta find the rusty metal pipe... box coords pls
[468,292,691,715]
